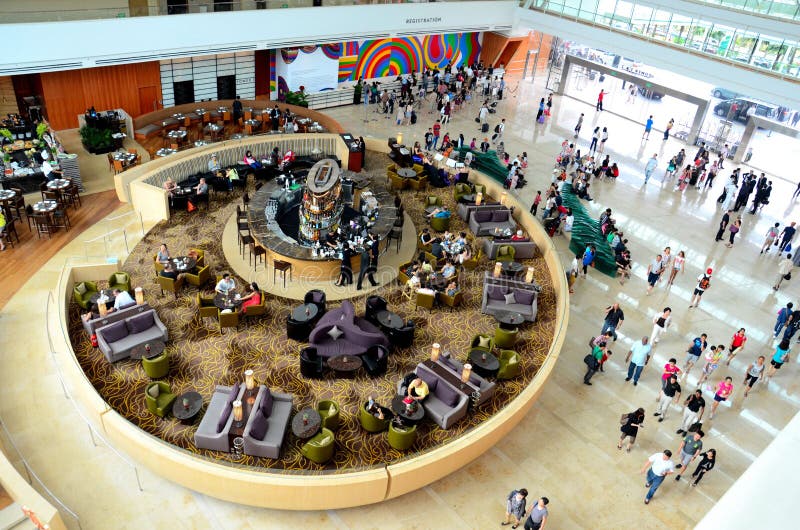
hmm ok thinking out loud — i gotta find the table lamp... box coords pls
[430,343,441,362]
[525,266,535,283]
[396,132,403,145]
[232,400,243,424]
[244,369,255,391]
[134,287,144,305]
[98,300,108,316]
[475,192,482,206]
[500,191,508,206]
[493,262,502,278]
[461,364,472,384]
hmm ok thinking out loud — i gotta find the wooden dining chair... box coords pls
[52,206,71,231]
[65,179,81,207]
[249,242,267,270]
[39,181,48,201]
[107,153,115,173]
[31,213,53,239]
[113,159,124,174]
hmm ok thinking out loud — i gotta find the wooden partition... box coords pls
[55,142,569,510]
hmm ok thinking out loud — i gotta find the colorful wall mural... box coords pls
[273,33,482,97]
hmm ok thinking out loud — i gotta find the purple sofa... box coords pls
[309,300,389,358]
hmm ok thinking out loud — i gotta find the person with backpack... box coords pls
[492,118,505,143]
[618,408,645,452]
[761,222,781,254]
[774,303,794,338]
[773,253,794,291]
[689,268,712,308]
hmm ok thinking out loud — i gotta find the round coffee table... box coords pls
[214,291,243,310]
[291,303,319,323]
[495,310,525,330]
[469,349,500,378]
[397,167,417,179]
[172,391,203,424]
[327,354,363,378]
[292,408,322,439]
[89,289,117,308]
[391,395,425,426]
[130,339,166,360]
[501,261,525,278]
[375,310,404,330]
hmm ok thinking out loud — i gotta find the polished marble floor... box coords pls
[2,76,799,529]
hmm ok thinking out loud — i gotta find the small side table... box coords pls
[273,260,293,288]
[172,391,203,425]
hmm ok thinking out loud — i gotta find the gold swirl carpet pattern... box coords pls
[68,152,556,472]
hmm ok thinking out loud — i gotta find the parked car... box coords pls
[713,97,779,123]
[711,87,740,100]
[637,86,664,100]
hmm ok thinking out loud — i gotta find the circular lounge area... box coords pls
[55,126,567,509]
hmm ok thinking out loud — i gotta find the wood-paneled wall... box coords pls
[40,62,161,130]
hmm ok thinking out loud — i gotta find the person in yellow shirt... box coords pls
[406,378,429,401]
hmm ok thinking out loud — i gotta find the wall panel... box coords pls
[39,62,161,130]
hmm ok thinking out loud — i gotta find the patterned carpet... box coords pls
[68,152,557,472]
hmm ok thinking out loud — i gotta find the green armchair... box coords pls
[389,172,407,191]
[317,400,341,430]
[453,182,471,203]
[473,184,487,196]
[156,275,184,298]
[107,272,131,293]
[494,327,519,349]
[188,248,205,267]
[439,290,463,310]
[408,175,428,192]
[495,245,516,262]
[424,195,442,208]
[388,423,417,450]
[359,403,390,433]
[471,333,495,352]
[497,350,522,380]
[430,215,450,232]
[197,292,217,321]
[416,291,435,312]
[73,281,99,310]
[142,351,170,379]
[301,427,335,464]
[185,264,210,288]
[145,381,176,418]
[218,308,239,333]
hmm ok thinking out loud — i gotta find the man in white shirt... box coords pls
[625,336,651,385]
[641,450,675,504]
[215,273,236,294]
[774,253,794,291]
[41,160,62,181]
[112,289,135,310]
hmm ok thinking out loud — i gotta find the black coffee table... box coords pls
[214,291,243,310]
[89,289,116,308]
[292,407,322,439]
[172,391,204,424]
[327,354,363,378]
[291,303,319,323]
[501,261,525,278]
[469,349,500,378]
[391,395,425,426]
[495,310,525,330]
[130,339,165,360]
[375,309,404,330]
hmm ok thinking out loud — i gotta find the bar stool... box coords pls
[273,260,292,288]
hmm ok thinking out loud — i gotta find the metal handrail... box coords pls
[0,415,82,529]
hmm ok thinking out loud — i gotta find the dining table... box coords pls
[0,189,17,203]
[32,200,57,214]
[214,290,243,310]
[46,178,70,191]
[155,148,177,157]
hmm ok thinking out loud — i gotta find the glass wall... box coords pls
[527,0,800,78]
[692,0,800,21]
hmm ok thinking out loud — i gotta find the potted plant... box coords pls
[79,125,114,154]
[36,122,48,140]
[285,86,309,108]
[0,128,12,144]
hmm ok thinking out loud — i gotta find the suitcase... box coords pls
[481,122,489,133]
[475,117,480,123]
[488,108,497,114]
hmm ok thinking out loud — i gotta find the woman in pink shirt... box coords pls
[710,377,734,419]
[661,358,682,381]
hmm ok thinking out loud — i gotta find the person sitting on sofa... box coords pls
[426,206,451,219]
[406,378,429,402]
[420,228,433,246]
[81,303,101,322]
[160,261,179,280]
[156,243,170,263]
[511,230,527,241]
[163,177,177,196]
[239,282,261,314]
[243,150,261,169]
[366,395,393,420]
[441,259,456,279]
[215,273,236,294]
[445,281,459,297]
[111,289,135,311]
[456,244,472,265]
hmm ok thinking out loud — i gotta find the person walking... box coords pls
[522,496,549,530]
[492,118,506,143]
[618,407,645,452]
[641,450,675,504]
[715,210,731,242]
[663,118,674,141]
[667,250,685,285]
[674,431,704,481]
[689,268,712,308]
[765,339,791,382]
[654,374,681,422]
[535,98,545,123]
[689,449,716,487]
[682,334,708,376]
[698,345,725,386]
[642,115,653,140]
[774,303,794,338]
[725,328,747,366]
[646,254,664,294]
[709,377,734,419]
[743,355,766,397]
[676,389,705,436]
[574,113,584,138]
[777,221,796,252]
[760,222,781,254]
[650,307,672,344]
[625,336,651,385]
[589,127,600,153]
[596,89,607,111]
[773,253,794,290]
[581,245,595,277]
[567,253,579,294]
[583,342,606,385]
[601,302,624,340]
[644,153,658,183]
[725,217,742,247]
[356,233,379,290]
[501,488,528,528]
